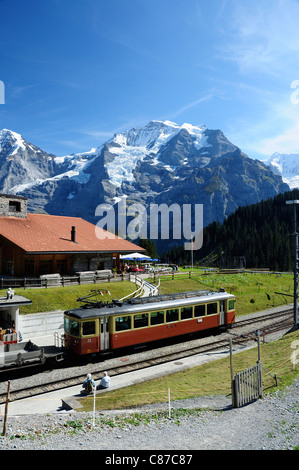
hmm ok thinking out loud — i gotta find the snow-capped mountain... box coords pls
[262,152,299,189]
[0,128,100,211]
[104,120,210,187]
[0,129,97,194]
[0,129,59,192]
[0,121,290,248]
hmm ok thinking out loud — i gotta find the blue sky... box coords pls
[1,0,299,158]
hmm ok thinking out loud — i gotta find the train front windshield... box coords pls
[64,315,80,337]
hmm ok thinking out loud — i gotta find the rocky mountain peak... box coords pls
[0,122,291,249]
[0,129,26,158]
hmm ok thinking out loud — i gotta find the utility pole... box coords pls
[286,200,299,330]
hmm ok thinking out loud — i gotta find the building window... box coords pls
[9,201,21,212]
[3,260,14,276]
[25,259,35,276]
[56,259,68,274]
[39,260,53,275]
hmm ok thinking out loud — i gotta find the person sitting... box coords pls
[82,373,95,394]
[97,371,111,390]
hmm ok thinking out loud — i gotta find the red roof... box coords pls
[0,213,144,254]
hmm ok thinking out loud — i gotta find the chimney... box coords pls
[71,226,76,243]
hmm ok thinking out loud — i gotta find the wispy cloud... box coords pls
[256,106,299,155]
[227,88,299,157]
[218,0,299,76]
[80,130,114,140]
[168,94,214,120]
[215,0,299,155]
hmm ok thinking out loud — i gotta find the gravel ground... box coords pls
[0,378,298,451]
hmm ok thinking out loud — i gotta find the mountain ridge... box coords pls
[0,121,290,250]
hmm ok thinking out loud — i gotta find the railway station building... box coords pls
[0,194,144,277]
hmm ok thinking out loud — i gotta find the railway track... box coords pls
[0,308,294,405]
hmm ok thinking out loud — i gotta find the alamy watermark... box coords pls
[0,80,4,104]
[95,200,203,250]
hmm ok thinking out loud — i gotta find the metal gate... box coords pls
[232,362,263,408]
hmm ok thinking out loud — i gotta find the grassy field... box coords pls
[0,281,136,314]
[154,269,294,316]
[2,269,294,316]
[79,327,299,411]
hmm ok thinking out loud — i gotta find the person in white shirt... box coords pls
[97,371,111,390]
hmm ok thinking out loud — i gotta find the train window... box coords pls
[64,317,69,333]
[134,314,148,329]
[150,311,165,325]
[228,300,235,310]
[82,321,96,336]
[115,316,131,331]
[194,304,205,317]
[69,319,80,337]
[181,306,192,320]
[207,303,218,315]
[166,308,179,323]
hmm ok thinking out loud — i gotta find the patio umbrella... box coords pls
[120,252,151,260]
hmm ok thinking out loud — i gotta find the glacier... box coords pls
[262,152,299,189]
[105,120,209,187]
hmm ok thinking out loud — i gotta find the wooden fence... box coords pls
[0,272,131,289]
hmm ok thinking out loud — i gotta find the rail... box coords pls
[119,277,145,301]
[119,275,159,301]
[132,275,160,297]
[0,311,290,403]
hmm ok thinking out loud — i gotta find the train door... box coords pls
[219,301,225,326]
[100,317,109,351]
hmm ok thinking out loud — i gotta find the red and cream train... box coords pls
[64,289,236,356]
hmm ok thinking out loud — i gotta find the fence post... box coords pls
[92,386,96,427]
[2,381,10,436]
[258,361,263,398]
[229,339,236,406]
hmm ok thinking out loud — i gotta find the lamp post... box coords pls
[286,200,299,330]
